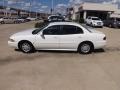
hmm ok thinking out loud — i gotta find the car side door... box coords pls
[7,17,11,23]
[59,25,84,50]
[35,25,61,50]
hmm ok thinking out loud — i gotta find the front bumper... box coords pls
[92,22,103,27]
[8,41,18,49]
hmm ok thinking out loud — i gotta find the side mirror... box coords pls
[40,31,45,39]
[40,31,43,36]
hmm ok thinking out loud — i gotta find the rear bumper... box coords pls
[94,41,106,49]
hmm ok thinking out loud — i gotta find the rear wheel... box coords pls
[78,42,93,54]
[19,41,34,53]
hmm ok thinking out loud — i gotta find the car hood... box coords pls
[11,28,35,37]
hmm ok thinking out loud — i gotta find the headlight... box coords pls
[9,38,15,42]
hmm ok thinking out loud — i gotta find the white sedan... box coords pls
[86,16,103,27]
[8,22,106,54]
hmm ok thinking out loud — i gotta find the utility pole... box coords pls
[3,0,5,17]
[51,0,54,14]
[29,0,33,17]
[36,10,37,18]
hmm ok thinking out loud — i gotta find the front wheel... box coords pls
[1,21,5,24]
[78,43,93,54]
[19,42,34,53]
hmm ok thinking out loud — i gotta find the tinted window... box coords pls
[4,18,8,19]
[88,17,91,19]
[92,18,100,20]
[61,25,83,35]
[49,16,64,21]
[110,18,114,21]
[43,25,60,35]
[116,18,120,21]
[32,23,49,34]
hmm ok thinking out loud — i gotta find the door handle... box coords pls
[54,37,57,39]
[78,36,82,38]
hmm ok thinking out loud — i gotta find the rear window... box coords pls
[81,25,92,33]
[50,16,64,20]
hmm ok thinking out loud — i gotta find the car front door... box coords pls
[4,18,8,23]
[35,25,61,50]
[59,25,84,50]
[7,18,11,23]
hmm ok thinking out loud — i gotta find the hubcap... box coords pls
[21,43,31,52]
[81,44,90,53]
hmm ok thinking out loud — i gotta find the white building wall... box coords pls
[82,3,118,11]
[71,5,79,20]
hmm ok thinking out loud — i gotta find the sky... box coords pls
[0,0,120,14]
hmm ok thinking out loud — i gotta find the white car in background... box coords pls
[8,22,106,54]
[86,16,103,27]
[16,17,25,23]
[27,17,37,21]
[0,17,18,24]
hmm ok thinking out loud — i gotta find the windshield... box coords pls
[92,18,100,20]
[32,23,49,34]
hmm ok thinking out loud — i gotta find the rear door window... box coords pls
[61,25,83,35]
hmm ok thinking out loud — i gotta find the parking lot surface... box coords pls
[0,21,120,90]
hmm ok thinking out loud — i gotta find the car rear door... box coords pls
[59,25,84,50]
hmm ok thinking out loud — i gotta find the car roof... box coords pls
[48,22,81,26]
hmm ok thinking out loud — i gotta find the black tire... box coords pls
[78,42,93,54]
[90,22,92,26]
[1,21,4,24]
[19,41,34,53]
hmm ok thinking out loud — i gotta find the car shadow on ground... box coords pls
[93,49,105,53]
[0,49,105,66]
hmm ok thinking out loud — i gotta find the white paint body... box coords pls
[8,22,106,51]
